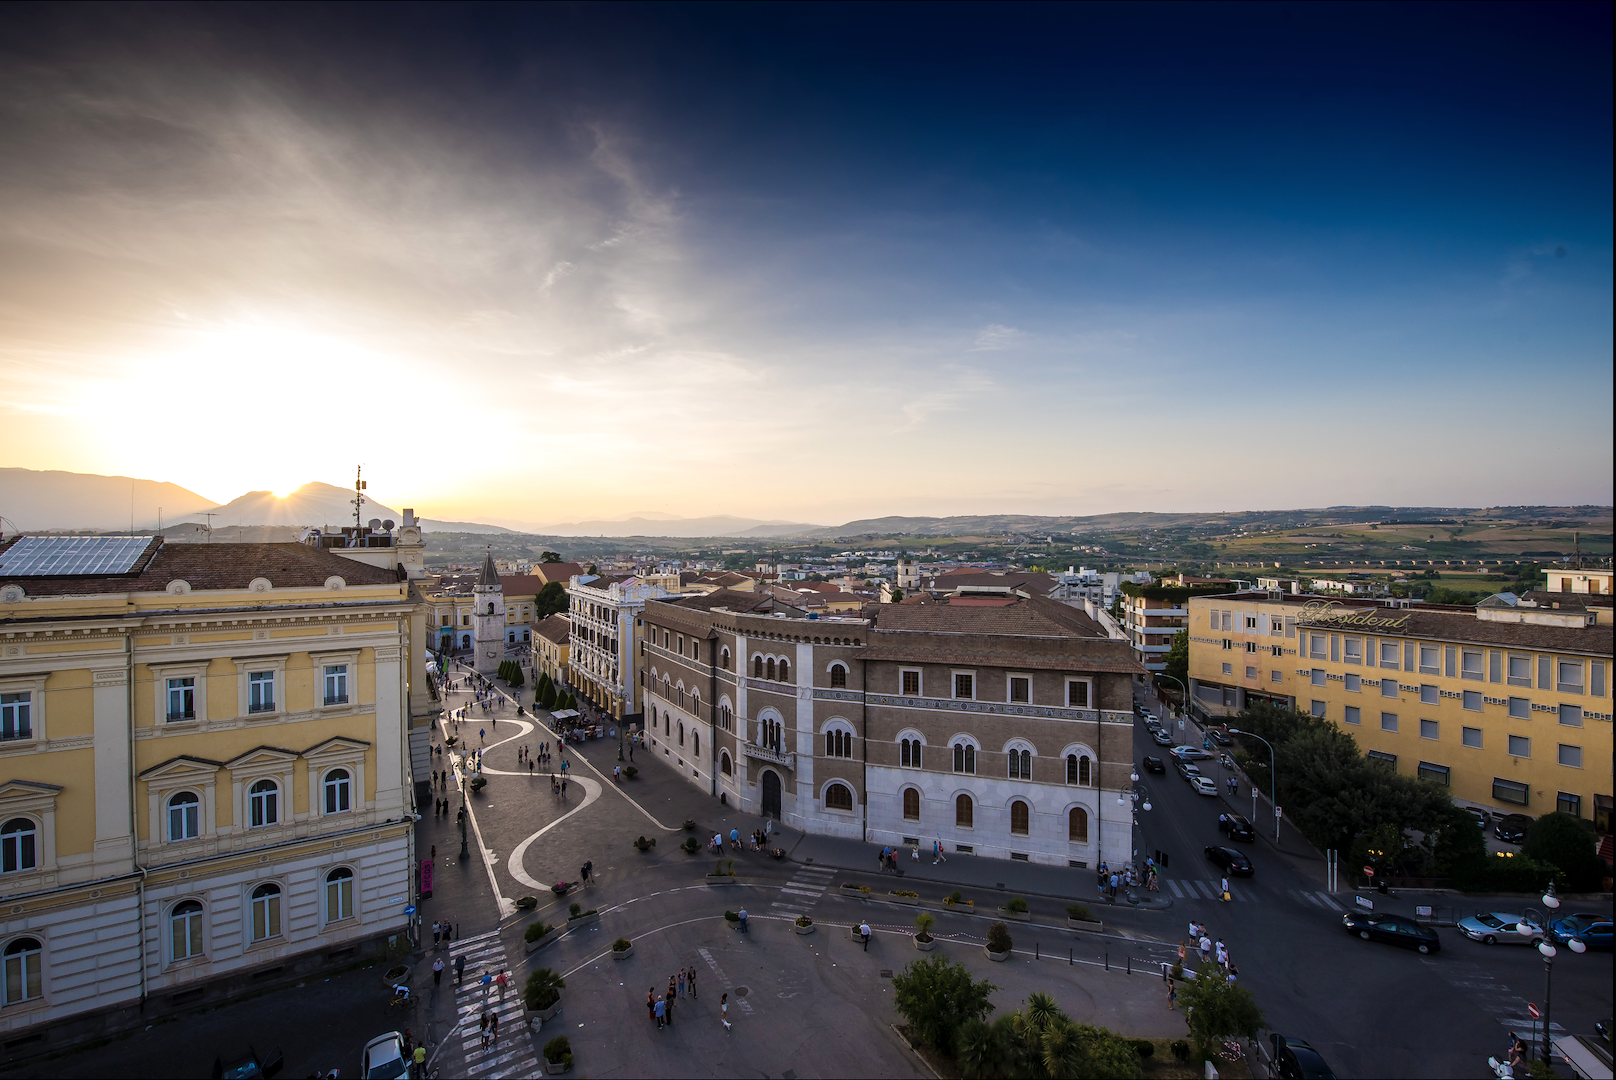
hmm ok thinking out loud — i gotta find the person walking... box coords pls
[479,1010,490,1051]
[664,986,675,1027]
[678,970,686,997]
[720,992,731,1031]
[655,995,667,1030]
[1220,875,1231,902]
[432,920,441,946]
[1167,978,1178,1010]
[1199,933,1213,963]
[488,1011,498,1049]
[494,969,509,999]
[860,921,872,951]
[454,953,466,986]
[687,967,697,999]
[432,956,444,987]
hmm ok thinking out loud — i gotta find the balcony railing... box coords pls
[741,742,795,770]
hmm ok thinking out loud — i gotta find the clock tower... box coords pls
[472,549,505,676]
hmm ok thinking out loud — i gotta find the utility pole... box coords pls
[202,512,215,542]
[352,464,367,537]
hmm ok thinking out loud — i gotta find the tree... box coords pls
[1524,812,1605,892]
[535,581,568,619]
[891,587,905,603]
[1163,629,1188,689]
[890,954,998,1058]
[1177,966,1264,1063]
[540,551,563,564]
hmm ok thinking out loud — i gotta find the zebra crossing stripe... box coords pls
[1194,880,1216,900]
[464,1045,533,1075]
[780,886,823,898]
[1314,892,1343,912]
[1166,879,1186,898]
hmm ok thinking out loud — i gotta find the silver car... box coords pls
[1457,911,1544,946]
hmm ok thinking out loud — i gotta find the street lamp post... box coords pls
[1229,727,1279,842]
[1520,884,1583,1065]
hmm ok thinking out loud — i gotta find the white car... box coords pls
[1189,776,1219,796]
[1171,746,1213,761]
[361,1032,409,1080]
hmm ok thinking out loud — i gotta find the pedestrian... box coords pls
[432,957,444,987]
[721,992,731,1031]
[1220,876,1231,903]
[1177,940,1187,965]
[495,969,509,998]
[647,988,657,1025]
[479,1010,490,1050]
[665,987,675,1027]
[655,996,666,1030]
[412,1044,426,1080]
[455,953,466,985]
[1110,872,1119,899]
[1167,978,1177,1010]
[1199,933,1212,961]
[860,921,871,951]
[678,970,686,997]
[687,967,697,999]
[433,920,441,945]
[730,827,740,850]
[933,839,944,865]
[489,1011,499,1048]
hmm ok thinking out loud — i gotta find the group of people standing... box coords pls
[648,967,700,1030]
[1165,918,1239,1010]
[1095,858,1161,900]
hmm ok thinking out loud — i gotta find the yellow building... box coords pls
[1187,590,1613,827]
[0,531,430,1045]
[532,613,570,685]
[423,573,564,651]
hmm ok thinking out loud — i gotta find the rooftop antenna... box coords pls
[352,464,368,537]
[202,512,216,542]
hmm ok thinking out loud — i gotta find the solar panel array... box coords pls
[0,535,155,577]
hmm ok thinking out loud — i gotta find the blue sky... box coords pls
[0,3,1608,525]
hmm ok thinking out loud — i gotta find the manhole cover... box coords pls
[733,986,749,997]
[880,969,893,978]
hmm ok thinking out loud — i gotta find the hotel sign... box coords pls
[1295,601,1412,631]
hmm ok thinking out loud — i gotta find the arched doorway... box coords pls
[761,770,782,820]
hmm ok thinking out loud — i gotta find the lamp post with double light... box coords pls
[1118,768,1152,900]
[1228,727,1279,842]
[1521,884,1583,1065]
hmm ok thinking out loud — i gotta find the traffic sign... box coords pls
[1275,807,1283,819]
[1528,1003,1540,1019]
[1355,895,1374,910]
[1363,866,1375,876]
[404,904,417,916]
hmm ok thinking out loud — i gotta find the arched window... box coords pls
[693,731,700,757]
[825,783,854,810]
[778,659,790,683]
[1069,807,1089,842]
[719,704,732,731]
[825,729,851,758]
[830,663,847,688]
[903,788,920,821]
[952,742,976,775]
[323,769,352,815]
[665,713,671,736]
[722,648,731,671]
[171,899,203,960]
[955,793,974,828]
[1066,754,1092,786]
[250,883,282,941]
[678,721,685,746]
[766,658,776,681]
[1,818,37,874]
[168,792,200,841]
[1008,749,1032,780]
[487,603,495,615]
[1010,800,1030,835]
[720,751,732,776]
[249,779,279,828]
[753,655,763,678]
[326,867,355,922]
[2,937,43,1005]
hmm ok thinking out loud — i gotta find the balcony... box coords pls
[742,742,796,770]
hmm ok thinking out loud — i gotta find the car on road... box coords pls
[1170,746,1213,761]
[1342,911,1441,953]
[1151,729,1174,746]
[1176,761,1203,781]
[1204,845,1254,875]
[1218,814,1256,841]
[361,1032,409,1080]
[1464,806,1492,829]
[1457,911,1544,946]
[216,1046,285,1080]
[1548,912,1615,950]
[1142,756,1166,774]
[1494,813,1533,843]
[1208,727,1232,746]
[1270,1034,1337,1079]
[1189,776,1219,796]
[1145,717,1162,731]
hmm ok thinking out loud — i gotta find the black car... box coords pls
[1218,814,1255,841]
[1204,846,1254,875]
[1142,756,1166,774]
[1465,807,1491,829]
[1494,813,1533,843]
[213,1046,284,1080]
[1270,1034,1337,1079]
[1342,911,1441,953]
[1209,727,1233,746]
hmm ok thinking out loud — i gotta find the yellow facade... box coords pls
[1187,593,1612,822]
[0,536,427,1041]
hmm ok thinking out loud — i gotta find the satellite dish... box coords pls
[382,519,395,531]
[368,518,382,530]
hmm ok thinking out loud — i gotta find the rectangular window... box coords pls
[1067,680,1089,707]
[1418,646,1440,675]
[1557,792,1582,817]
[1311,668,1326,687]
[1489,650,1502,683]
[1330,634,1340,663]
[1245,666,1257,679]
[1462,726,1482,748]
[1404,642,1416,672]
[1222,662,1233,675]
[1419,718,1439,740]
[1222,639,1233,651]
[1344,705,1361,725]
[323,665,349,706]
[1461,651,1483,681]
[1271,645,1283,657]
[1538,655,1552,690]
[1492,777,1529,806]
[1367,750,1397,766]
[901,670,920,695]
[1420,684,1439,705]
[1343,637,1362,665]
[1345,673,1361,692]
[1381,711,1399,732]
[1245,615,1257,630]
[1270,670,1282,683]
[1445,645,1457,679]
[1311,700,1326,718]
[1462,690,1482,712]
[1222,611,1233,631]
[166,677,196,721]
[1509,696,1530,719]
[1009,677,1029,703]
[1417,761,1450,786]
[1382,679,1399,699]
[248,672,275,714]
[1271,617,1284,635]
[1558,704,1583,727]
[0,693,31,741]
[1245,640,1257,653]
[1310,634,1328,660]
[1507,734,1531,758]
[1594,661,1606,698]
[1381,641,1400,669]
[953,673,974,700]
[1557,661,1584,694]
[1557,744,1582,768]
[1507,654,1532,687]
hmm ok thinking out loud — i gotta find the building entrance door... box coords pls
[761,770,781,819]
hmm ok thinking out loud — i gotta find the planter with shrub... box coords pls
[524,968,565,1022]
[942,890,973,909]
[567,902,598,924]
[913,911,937,952]
[1066,903,1103,930]
[1002,897,1031,921]
[516,895,539,910]
[985,920,1013,961]
[681,836,701,855]
[632,835,656,853]
[683,819,697,831]
[611,937,634,960]
[468,775,487,793]
[542,1035,573,1075]
[890,890,919,905]
[523,921,557,954]
[793,915,815,936]
[623,765,638,779]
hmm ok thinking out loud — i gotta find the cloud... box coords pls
[971,323,1024,350]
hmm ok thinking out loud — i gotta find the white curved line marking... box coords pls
[506,776,603,890]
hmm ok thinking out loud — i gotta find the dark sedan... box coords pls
[1218,814,1255,841]
[1270,1034,1337,1079]
[1204,846,1254,876]
[1342,911,1441,953]
[1142,756,1166,774]
[1494,813,1533,843]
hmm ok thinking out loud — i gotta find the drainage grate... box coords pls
[880,969,893,978]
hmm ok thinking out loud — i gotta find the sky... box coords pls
[0,2,1610,529]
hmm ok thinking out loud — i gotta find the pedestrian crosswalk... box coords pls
[771,863,835,916]
[1160,878,1343,911]
[432,929,541,1080]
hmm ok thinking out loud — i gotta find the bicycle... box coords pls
[385,989,412,1016]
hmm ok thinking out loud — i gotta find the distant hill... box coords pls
[0,467,216,532]
[208,484,513,534]
[529,514,824,538]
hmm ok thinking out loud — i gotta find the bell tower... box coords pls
[472,548,505,675]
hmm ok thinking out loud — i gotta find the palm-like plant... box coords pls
[914,911,936,942]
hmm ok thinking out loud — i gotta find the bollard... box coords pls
[1068,948,1072,965]
[1105,951,1109,971]
[1127,955,1131,975]
[1035,942,1039,959]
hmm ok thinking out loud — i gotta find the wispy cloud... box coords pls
[971,323,1024,350]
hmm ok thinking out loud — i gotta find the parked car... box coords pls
[1465,806,1492,829]
[1270,1034,1337,1079]
[1171,746,1213,761]
[1342,911,1441,953]
[1457,911,1544,946]
[1205,845,1254,875]
[1190,776,1219,796]
[1145,717,1162,731]
[1142,756,1166,774]
[1176,761,1203,781]
[215,1047,284,1080]
[1548,913,1615,950]
[1494,813,1533,843]
[1219,814,1256,841]
[1151,729,1174,746]
[1209,727,1233,746]
[361,1032,409,1080]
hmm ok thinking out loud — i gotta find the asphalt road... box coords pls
[1129,685,1614,1079]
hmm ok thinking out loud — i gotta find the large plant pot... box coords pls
[890,894,919,906]
[612,944,634,960]
[543,1059,570,1075]
[793,923,816,936]
[914,936,937,952]
[530,996,563,1022]
[525,929,559,954]
[1001,909,1031,922]
[986,947,1011,962]
[1067,918,1104,931]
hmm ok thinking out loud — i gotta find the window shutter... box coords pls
[1593,661,1606,699]
[1489,650,1502,683]
[1538,655,1552,690]
[1330,634,1340,663]
[1285,617,1296,639]
[1404,642,1415,672]
[1444,646,1456,678]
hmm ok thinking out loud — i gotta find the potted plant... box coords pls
[550,881,573,897]
[516,896,539,911]
[681,836,701,855]
[1002,896,1031,921]
[770,846,785,860]
[443,736,458,748]
[943,890,972,909]
[985,920,1013,961]
[624,765,638,779]
[913,911,937,952]
[890,889,919,905]
[468,775,487,793]
[632,835,656,853]
[611,936,634,960]
[542,1034,573,1075]
[793,915,815,936]
[1066,904,1103,930]
[724,909,741,926]
[524,921,556,954]
[683,819,697,831]
[524,967,565,1023]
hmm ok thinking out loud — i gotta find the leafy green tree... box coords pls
[535,581,569,619]
[1177,966,1264,1063]
[1524,812,1605,892]
[890,954,997,1058]
[540,551,563,564]
[1163,629,1188,689]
